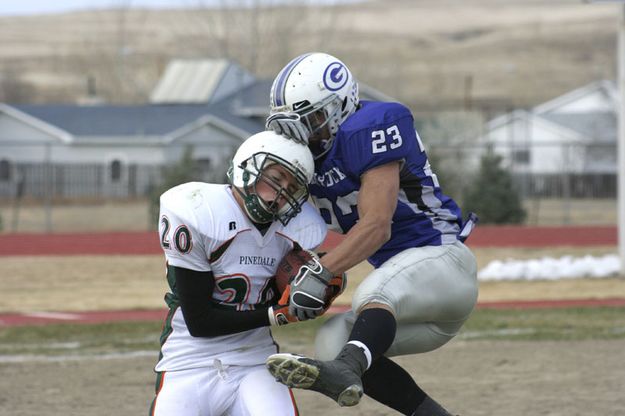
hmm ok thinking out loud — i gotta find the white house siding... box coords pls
[0,113,63,197]
[166,117,248,183]
[483,113,586,175]
[0,114,63,160]
[0,99,253,198]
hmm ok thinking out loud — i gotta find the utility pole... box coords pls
[618,3,625,274]
[586,0,625,274]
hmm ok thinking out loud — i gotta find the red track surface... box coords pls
[0,226,617,256]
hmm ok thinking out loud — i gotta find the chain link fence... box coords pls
[0,136,618,231]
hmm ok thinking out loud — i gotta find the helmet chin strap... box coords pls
[232,185,275,224]
[243,194,275,224]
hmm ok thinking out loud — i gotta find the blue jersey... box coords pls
[310,101,463,268]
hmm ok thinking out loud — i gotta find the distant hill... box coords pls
[0,0,618,117]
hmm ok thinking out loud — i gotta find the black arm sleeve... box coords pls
[171,265,271,337]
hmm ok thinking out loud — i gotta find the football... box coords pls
[274,247,315,293]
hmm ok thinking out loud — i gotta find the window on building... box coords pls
[196,158,212,178]
[512,149,530,164]
[0,159,11,181]
[110,160,122,182]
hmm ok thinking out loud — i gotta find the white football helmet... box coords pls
[269,52,359,159]
[227,130,314,225]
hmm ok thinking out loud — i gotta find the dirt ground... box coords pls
[1,338,623,416]
[2,247,625,415]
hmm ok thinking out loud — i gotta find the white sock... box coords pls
[346,340,372,369]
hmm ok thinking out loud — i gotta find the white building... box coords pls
[0,59,392,199]
[471,80,618,197]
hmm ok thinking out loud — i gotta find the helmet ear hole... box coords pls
[226,162,234,182]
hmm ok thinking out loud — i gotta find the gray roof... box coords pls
[11,78,397,139]
[149,59,256,105]
[226,79,274,117]
[541,112,616,143]
[14,104,213,136]
[149,59,230,104]
[13,100,264,138]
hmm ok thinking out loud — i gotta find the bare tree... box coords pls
[0,69,36,103]
[70,1,154,103]
[176,1,340,76]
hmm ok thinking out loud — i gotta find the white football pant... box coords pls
[151,362,298,416]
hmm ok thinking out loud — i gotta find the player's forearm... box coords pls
[184,305,271,337]
[319,162,398,275]
[320,218,391,275]
[172,265,272,337]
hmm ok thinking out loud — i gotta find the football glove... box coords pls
[324,273,347,309]
[288,254,337,321]
[265,112,311,144]
[268,286,299,326]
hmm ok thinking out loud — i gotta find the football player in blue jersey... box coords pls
[264,52,479,416]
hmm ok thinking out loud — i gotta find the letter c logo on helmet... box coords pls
[323,62,348,92]
[268,52,360,160]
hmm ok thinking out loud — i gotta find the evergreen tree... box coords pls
[148,146,199,227]
[428,150,463,203]
[463,152,526,224]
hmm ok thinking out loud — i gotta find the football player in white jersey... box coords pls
[149,131,330,416]
[264,53,479,415]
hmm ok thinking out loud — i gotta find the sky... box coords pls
[0,0,359,16]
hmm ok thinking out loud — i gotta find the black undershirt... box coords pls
[171,265,271,337]
[252,220,271,235]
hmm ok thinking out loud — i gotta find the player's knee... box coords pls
[386,323,455,356]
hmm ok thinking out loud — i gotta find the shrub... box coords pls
[148,146,199,227]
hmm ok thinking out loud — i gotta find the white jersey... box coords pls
[155,182,327,371]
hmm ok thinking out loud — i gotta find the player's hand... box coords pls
[268,286,299,326]
[324,273,347,310]
[288,255,335,321]
[314,250,346,309]
[265,112,311,144]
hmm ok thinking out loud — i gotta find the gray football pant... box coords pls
[315,241,478,360]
